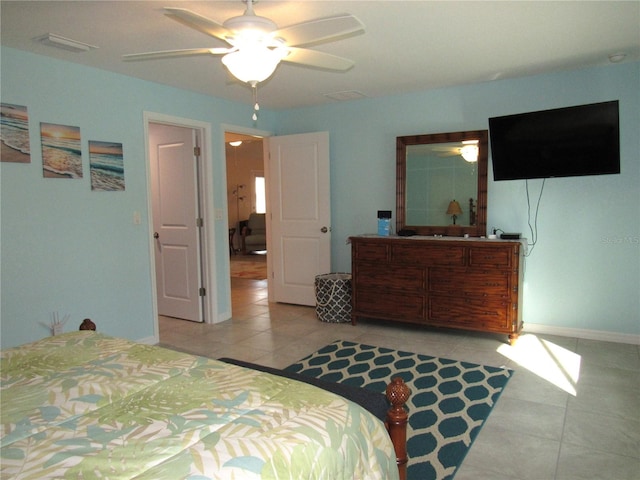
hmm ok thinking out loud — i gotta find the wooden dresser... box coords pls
[350,235,524,345]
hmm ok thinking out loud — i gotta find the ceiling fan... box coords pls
[124,0,364,119]
[431,141,479,162]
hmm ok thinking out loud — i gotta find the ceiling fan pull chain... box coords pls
[252,82,260,121]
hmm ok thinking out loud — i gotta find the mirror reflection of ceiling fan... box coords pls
[431,140,479,162]
[124,0,364,119]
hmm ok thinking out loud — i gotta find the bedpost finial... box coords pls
[386,377,410,409]
[79,318,96,331]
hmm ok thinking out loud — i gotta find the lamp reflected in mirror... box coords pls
[446,200,463,225]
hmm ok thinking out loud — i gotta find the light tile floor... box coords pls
[159,277,640,480]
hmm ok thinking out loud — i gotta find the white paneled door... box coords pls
[149,123,202,322]
[267,132,331,306]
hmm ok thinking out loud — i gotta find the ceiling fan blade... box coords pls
[123,48,231,61]
[274,14,364,47]
[282,47,355,71]
[164,8,230,42]
[432,147,460,152]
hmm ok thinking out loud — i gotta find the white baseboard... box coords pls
[523,323,640,345]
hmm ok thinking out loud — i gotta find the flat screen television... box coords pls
[489,100,620,181]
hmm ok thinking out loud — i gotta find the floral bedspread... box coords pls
[1,332,398,479]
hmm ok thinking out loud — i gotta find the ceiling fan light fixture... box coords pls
[460,144,479,162]
[222,46,286,83]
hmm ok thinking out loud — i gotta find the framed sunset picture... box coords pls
[89,140,125,191]
[40,122,82,178]
[1,103,31,163]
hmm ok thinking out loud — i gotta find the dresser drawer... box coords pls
[354,291,425,322]
[391,244,465,266]
[353,241,390,262]
[429,269,511,297]
[355,265,426,292]
[428,295,511,329]
[468,246,516,267]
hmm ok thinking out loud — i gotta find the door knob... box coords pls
[320,226,328,233]
[153,232,159,239]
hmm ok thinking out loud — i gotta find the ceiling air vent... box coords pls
[323,90,368,102]
[35,33,98,53]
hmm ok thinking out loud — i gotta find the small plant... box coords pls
[48,312,70,336]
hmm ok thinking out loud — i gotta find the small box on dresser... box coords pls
[350,235,524,345]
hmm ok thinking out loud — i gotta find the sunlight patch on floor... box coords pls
[497,334,581,395]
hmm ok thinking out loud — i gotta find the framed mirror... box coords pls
[396,130,488,237]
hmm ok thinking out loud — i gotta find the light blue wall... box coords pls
[274,62,640,336]
[1,47,277,348]
[2,46,638,348]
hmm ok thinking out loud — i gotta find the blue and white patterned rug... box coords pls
[285,340,513,480]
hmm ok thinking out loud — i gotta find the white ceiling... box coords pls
[2,1,638,110]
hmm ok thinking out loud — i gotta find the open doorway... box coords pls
[225,132,268,296]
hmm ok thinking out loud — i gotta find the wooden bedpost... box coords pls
[385,377,410,480]
[79,319,96,331]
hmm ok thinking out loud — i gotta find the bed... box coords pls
[1,331,408,479]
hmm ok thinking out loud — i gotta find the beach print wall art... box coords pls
[40,122,82,178]
[1,103,31,163]
[89,140,125,191]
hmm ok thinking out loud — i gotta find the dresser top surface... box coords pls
[350,234,527,246]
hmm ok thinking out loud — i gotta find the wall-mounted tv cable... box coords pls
[525,178,546,256]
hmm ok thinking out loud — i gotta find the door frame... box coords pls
[144,112,216,339]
